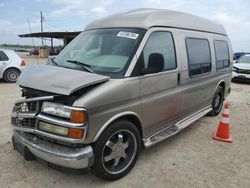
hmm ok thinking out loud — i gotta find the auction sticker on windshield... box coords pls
[117,31,139,39]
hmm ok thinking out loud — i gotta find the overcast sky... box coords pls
[0,0,249,51]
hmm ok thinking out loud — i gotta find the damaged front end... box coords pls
[11,94,94,170]
[11,64,109,171]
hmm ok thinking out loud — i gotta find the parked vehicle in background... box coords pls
[0,49,26,82]
[11,9,233,180]
[233,52,250,60]
[232,54,250,82]
[30,48,39,56]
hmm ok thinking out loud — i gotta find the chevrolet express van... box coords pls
[11,9,232,180]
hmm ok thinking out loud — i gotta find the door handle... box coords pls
[177,72,181,85]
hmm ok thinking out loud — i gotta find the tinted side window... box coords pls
[143,31,176,72]
[214,40,230,69]
[186,38,211,76]
[0,51,9,61]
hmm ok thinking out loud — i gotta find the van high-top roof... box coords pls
[85,8,226,36]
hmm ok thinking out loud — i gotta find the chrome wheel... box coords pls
[102,130,137,175]
[92,120,140,180]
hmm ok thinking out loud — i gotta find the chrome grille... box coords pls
[11,117,36,128]
[15,101,38,113]
[12,101,39,129]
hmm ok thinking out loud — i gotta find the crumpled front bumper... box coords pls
[12,131,94,170]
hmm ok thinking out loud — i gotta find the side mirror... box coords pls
[146,53,164,74]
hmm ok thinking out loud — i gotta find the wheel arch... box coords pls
[93,111,143,142]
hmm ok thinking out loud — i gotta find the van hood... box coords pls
[234,63,250,70]
[17,64,110,95]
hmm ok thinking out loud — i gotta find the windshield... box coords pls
[238,56,250,64]
[54,28,144,78]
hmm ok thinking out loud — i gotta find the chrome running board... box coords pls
[143,106,212,148]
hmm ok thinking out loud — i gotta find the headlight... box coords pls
[41,102,86,123]
[39,121,84,139]
[232,67,237,72]
[39,121,68,136]
[42,102,71,118]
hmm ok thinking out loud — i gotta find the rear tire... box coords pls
[3,68,20,83]
[92,120,141,181]
[208,86,224,116]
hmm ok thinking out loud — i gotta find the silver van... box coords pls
[11,9,232,180]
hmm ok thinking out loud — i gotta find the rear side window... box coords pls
[186,38,211,76]
[143,31,176,71]
[0,51,9,61]
[214,40,230,69]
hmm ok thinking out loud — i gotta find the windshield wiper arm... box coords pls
[51,58,58,66]
[66,60,93,73]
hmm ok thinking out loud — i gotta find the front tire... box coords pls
[208,86,224,116]
[92,120,141,181]
[3,68,20,83]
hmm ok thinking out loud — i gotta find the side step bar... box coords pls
[143,106,212,148]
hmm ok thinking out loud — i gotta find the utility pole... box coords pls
[27,17,38,63]
[40,11,44,47]
[27,18,35,47]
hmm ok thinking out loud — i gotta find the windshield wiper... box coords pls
[66,60,93,73]
[51,58,58,66]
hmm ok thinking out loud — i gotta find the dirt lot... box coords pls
[17,52,48,65]
[0,55,249,187]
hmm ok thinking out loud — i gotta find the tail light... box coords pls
[20,60,26,66]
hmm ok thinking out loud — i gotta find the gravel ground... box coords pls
[0,54,249,187]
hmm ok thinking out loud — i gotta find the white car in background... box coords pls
[0,49,26,82]
[232,54,250,82]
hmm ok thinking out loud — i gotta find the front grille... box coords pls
[15,101,38,113]
[11,117,36,128]
[236,69,250,74]
[12,101,39,129]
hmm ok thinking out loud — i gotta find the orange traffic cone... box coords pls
[212,102,233,143]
